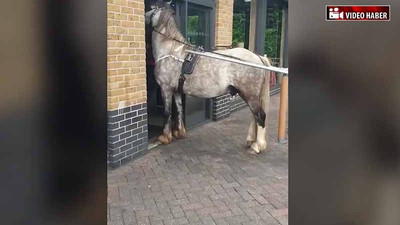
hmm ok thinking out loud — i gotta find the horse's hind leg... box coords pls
[172,93,186,139]
[249,91,270,154]
[246,119,257,147]
[240,93,268,154]
[240,94,266,128]
[249,124,267,154]
[158,88,173,144]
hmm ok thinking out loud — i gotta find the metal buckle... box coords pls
[185,53,193,62]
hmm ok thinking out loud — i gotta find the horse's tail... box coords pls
[259,55,272,67]
[258,55,271,125]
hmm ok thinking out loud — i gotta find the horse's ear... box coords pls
[166,0,172,5]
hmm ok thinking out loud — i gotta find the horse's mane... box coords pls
[158,10,186,43]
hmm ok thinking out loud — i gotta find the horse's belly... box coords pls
[182,74,229,98]
[184,88,227,98]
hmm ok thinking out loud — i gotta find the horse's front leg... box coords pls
[172,93,186,139]
[158,88,173,144]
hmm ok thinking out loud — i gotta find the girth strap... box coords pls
[177,50,202,94]
[178,73,186,94]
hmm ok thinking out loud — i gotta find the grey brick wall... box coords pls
[230,94,247,112]
[212,94,231,121]
[107,103,148,168]
[212,94,247,121]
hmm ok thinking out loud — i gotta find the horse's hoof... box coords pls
[175,134,186,139]
[158,133,172,145]
[178,127,186,138]
[172,127,186,139]
[172,129,180,138]
[249,143,261,154]
[246,140,255,147]
[247,148,259,155]
[257,141,267,152]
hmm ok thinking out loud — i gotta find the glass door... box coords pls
[184,3,212,128]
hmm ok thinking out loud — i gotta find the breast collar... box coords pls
[155,44,185,63]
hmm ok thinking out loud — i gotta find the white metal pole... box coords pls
[185,50,289,75]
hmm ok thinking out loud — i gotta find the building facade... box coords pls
[107,0,288,168]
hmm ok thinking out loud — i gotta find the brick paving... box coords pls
[108,95,288,225]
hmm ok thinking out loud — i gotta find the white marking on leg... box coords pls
[246,119,257,147]
[255,124,267,152]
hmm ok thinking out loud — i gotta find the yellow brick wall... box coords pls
[215,0,234,49]
[107,0,146,111]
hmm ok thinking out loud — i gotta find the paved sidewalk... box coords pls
[108,95,288,225]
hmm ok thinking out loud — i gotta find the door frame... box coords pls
[176,0,215,128]
[176,0,215,50]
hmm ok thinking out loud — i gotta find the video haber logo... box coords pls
[326,5,390,21]
[329,7,344,20]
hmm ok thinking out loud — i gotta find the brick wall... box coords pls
[212,94,231,121]
[107,103,148,168]
[215,0,234,49]
[230,94,247,112]
[212,94,247,121]
[107,0,148,168]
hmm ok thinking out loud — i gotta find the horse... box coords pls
[145,0,271,154]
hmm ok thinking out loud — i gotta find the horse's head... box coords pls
[145,0,174,28]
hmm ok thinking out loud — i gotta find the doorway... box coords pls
[184,2,213,128]
[145,0,215,139]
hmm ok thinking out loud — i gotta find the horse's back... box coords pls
[214,48,263,64]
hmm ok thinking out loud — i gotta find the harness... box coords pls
[178,47,203,93]
[155,44,185,63]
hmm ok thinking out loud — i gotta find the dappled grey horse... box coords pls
[145,0,271,154]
